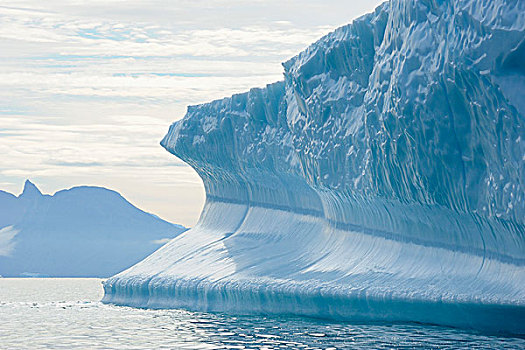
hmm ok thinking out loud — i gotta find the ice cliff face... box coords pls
[104,0,525,334]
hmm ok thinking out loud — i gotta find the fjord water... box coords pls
[1,279,523,349]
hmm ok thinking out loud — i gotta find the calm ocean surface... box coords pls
[0,278,522,349]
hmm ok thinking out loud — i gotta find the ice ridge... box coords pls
[103,0,525,334]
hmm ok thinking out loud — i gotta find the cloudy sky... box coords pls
[1,0,384,226]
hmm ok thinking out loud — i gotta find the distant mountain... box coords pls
[0,180,187,277]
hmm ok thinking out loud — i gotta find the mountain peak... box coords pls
[20,179,42,198]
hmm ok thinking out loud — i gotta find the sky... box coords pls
[0,0,384,227]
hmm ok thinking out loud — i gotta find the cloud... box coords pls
[151,238,172,245]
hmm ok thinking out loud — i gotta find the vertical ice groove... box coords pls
[103,0,525,334]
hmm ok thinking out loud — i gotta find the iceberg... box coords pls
[103,0,525,334]
[0,180,186,277]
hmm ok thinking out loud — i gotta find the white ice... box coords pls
[103,0,525,334]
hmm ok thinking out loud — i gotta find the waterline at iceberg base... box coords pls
[103,0,525,335]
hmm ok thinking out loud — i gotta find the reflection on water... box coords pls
[0,278,522,349]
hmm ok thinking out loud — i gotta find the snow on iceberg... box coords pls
[103,0,525,334]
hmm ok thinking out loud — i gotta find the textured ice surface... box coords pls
[103,0,525,334]
[0,180,186,277]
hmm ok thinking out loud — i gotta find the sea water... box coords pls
[0,278,522,349]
